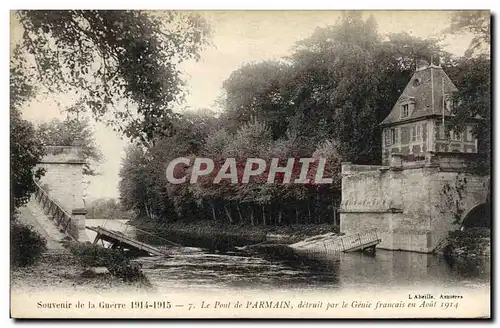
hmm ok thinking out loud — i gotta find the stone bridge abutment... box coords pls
[36,143,87,241]
[339,152,490,253]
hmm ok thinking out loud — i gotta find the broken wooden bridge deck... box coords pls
[86,226,166,256]
[290,230,381,256]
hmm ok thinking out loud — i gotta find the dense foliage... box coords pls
[10,50,45,213]
[36,117,103,175]
[10,221,47,266]
[86,198,135,221]
[445,11,491,173]
[16,10,211,143]
[119,13,474,227]
[67,241,149,283]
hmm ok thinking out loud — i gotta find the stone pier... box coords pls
[339,152,489,253]
[36,142,88,242]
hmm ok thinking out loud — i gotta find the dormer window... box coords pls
[399,97,415,119]
[402,104,409,118]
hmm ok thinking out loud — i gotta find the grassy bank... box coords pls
[132,219,340,245]
[10,249,153,293]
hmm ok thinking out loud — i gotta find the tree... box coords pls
[87,198,135,221]
[15,10,211,143]
[218,13,452,164]
[445,56,490,172]
[221,61,291,138]
[285,12,449,163]
[10,50,45,214]
[118,110,217,222]
[10,110,45,213]
[36,117,103,175]
[446,11,490,58]
[444,12,491,173]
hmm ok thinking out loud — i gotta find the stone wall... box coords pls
[340,154,489,253]
[37,145,88,242]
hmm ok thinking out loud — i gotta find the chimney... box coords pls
[431,55,441,67]
[416,59,430,71]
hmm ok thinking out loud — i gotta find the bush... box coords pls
[66,242,149,283]
[10,220,47,267]
[66,241,128,268]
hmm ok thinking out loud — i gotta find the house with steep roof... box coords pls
[379,60,478,166]
[339,59,489,253]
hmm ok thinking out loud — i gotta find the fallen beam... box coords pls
[86,226,166,256]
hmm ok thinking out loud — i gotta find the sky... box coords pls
[14,10,475,201]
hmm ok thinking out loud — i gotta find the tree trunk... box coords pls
[250,206,255,226]
[145,203,152,220]
[262,206,266,226]
[278,210,282,225]
[224,204,233,224]
[236,204,244,224]
[211,202,217,221]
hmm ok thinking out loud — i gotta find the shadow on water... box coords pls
[242,244,342,286]
[136,229,265,253]
[441,253,491,279]
[87,221,490,290]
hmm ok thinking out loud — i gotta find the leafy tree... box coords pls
[15,10,211,143]
[10,109,45,213]
[119,111,216,222]
[445,12,491,173]
[219,13,451,164]
[446,11,490,58]
[36,117,103,175]
[286,13,450,163]
[87,198,135,221]
[10,51,45,214]
[221,61,291,138]
[118,143,150,217]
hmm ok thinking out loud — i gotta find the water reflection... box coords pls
[85,220,490,291]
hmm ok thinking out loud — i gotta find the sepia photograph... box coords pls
[8,9,491,319]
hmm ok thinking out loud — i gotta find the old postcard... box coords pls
[9,10,491,319]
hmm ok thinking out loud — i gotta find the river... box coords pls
[85,219,490,293]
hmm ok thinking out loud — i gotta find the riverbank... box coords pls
[438,228,491,259]
[10,249,153,293]
[132,220,340,246]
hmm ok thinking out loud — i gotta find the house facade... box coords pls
[380,60,478,166]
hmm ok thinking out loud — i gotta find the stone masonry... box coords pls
[36,143,88,242]
[339,153,489,253]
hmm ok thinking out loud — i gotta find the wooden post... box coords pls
[93,233,101,244]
